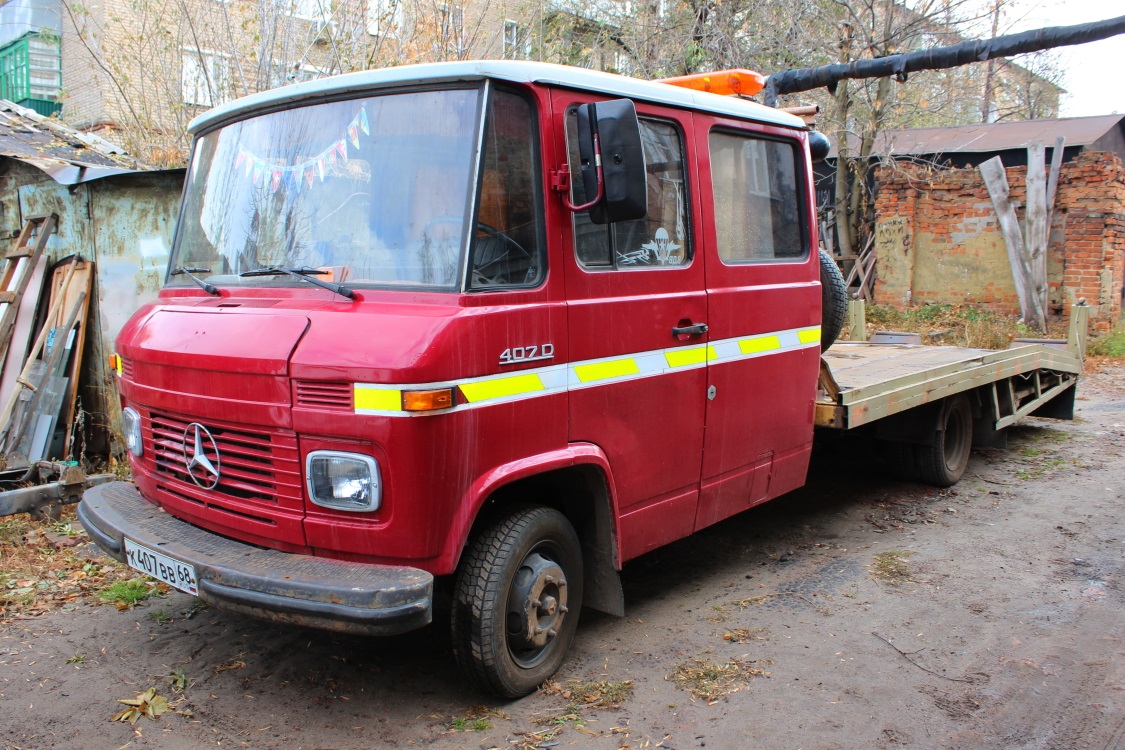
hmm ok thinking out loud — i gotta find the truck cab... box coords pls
[80,61,825,697]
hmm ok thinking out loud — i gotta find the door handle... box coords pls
[672,323,708,337]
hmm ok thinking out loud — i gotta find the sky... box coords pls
[1003,0,1125,117]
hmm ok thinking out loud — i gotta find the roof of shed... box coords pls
[872,114,1125,157]
[0,99,142,183]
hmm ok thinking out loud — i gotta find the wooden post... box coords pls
[1067,303,1089,361]
[979,156,1046,330]
[1046,136,1065,236]
[847,297,867,341]
[1025,142,1049,327]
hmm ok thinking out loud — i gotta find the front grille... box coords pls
[156,483,279,526]
[120,357,134,379]
[294,381,353,410]
[147,411,302,506]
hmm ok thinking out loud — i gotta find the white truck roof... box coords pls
[188,60,804,135]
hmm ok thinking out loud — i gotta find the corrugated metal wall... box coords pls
[1,159,183,455]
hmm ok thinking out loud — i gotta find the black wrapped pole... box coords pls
[763,15,1125,105]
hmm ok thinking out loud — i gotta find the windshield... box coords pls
[170,88,482,291]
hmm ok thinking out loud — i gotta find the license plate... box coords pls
[124,538,198,596]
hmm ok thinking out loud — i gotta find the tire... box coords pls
[819,249,847,352]
[914,394,973,487]
[451,505,584,698]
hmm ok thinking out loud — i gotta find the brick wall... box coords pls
[873,151,1125,332]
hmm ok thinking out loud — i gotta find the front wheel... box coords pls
[452,505,584,697]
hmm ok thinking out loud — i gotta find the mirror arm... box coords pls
[562,134,604,213]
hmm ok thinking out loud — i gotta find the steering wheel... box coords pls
[472,222,533,286]
[423,216,532,286]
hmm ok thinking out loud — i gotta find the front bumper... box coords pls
[79,482,433,636]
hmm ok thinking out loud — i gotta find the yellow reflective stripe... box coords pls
[459,373,545,403]
[664,346,713,368]
[352,324,821,414]
[738,335,781,354]
[355,386,402,412]
[573,358,639,383]
[797,327,821,345]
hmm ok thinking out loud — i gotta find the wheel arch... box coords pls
[448,444,625,617]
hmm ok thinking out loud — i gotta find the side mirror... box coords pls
[808,131,831,163]
[573,99,647,225]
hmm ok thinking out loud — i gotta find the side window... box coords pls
[708,131,805,263]
[566,109,691,270]
[468,90,544,288]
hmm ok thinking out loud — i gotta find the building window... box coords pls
[503,20,526,60]
[182,50,232,107]
[367,0,404,36]
[0,34,61,116]
[280,0,328,21]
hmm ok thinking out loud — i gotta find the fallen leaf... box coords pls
[110,687,168,724]
[214,659,247,673]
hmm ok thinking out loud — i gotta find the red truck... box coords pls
[80,61,1082,697]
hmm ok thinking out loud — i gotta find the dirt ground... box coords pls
[2,363,1123,750]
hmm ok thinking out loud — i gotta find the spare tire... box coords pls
[820,249,847,351]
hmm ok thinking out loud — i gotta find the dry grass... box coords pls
[722,627,769,644]
[845,304,1070,350]
[540,678,634,710]
[0,507,138,618]
[668,658,770,703]
[870,550,916,585]
[449,705,507,732]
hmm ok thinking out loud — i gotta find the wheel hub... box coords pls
[507,552,569,654]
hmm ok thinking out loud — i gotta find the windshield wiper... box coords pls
[171,266,220,295]
[239,266,355,300]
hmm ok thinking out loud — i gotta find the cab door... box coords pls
[693,117,822,530]
[551,90,707,563]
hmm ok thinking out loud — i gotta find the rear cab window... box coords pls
[708,130,807,263]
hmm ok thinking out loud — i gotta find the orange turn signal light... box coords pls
[401,388,455,412]
[108,354,122,375]
[657,69,766,97]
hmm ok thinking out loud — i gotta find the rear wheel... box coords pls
[452,505,583,697]
[914,394,973,487]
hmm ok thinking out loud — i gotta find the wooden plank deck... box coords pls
[819,341,1082,429]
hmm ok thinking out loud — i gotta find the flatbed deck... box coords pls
[815,319,1085,432]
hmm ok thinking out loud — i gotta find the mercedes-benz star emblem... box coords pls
[183,423,221,490]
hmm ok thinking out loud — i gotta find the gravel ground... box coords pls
[2,363,1123,750]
